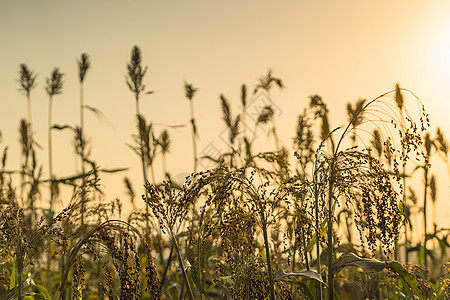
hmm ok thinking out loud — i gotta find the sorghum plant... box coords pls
[45,68,64,215]
[144,179,202,300]
[77,53,91,225]
[306,89,428,299]
[184,81,199,172]
[126,45,154,205]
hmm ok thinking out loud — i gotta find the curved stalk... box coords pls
[56,220,138,299]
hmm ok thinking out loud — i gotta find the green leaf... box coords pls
[1,287,35,300]
[83,105,107,122]
[99,167,129,173]
[295,282,315,300]
[274,269,324,283]
[306,220,327,252]
[189,271,207,296]
[306,236,317,253]
[334,253,387,275]
[168,282,181,299]
[388,261,426,300]
[35,284,54,300]
[398,201,404,213]
[418,245,425,264]
[275,270,322,300]
[274,270,319,299]
[9,263,15,289]
[51,124,73,131]
[436,237,450,256]
[334,253,425,300]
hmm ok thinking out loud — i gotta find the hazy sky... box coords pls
[1,1,449,236]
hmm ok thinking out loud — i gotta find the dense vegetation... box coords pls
[1,46,450,299]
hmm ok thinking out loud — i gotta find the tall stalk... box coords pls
[126,45,153,226]
[262,220,276,300]
[422,133,432,269]
[78,53,90,147]
[395,83,405,262]
[327,165,336,300]
[184,82,199,172]
[45,68,64,214]
[78,53,90,226]
[172,230,194,300]
[16,211,24,300]
[18,64,37,224]
[313,163,322,300]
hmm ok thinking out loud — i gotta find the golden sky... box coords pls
[1,0,449,236]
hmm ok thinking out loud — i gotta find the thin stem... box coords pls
[80,84,84,137]
[48,95,54,213]
[178,280,185,300]
[136,94,150,229]
[302,232,310,270]
[397,109,405,262]
[423,164,429,269]
[159,245,174,292]
[17,233,23,300]
[314,170,322,300]
[162,152,167,179]
[291,218,297,297]
[171,232,195,300]
[198,241,203,300]
[150,163,156,184]
[189,100,198,172]
[262,221,276,300]
[327,165,335,300]
[135,94,140,116]
[80,83,86,226]
[26,94,33,223]
[27,95,33,138]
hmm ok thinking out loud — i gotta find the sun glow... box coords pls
[426,18,450,84]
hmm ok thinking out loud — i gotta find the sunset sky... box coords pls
[1,0,449,238]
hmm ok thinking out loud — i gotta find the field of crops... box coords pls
[1,47,449,299]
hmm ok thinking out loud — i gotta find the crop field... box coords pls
[2,2,450,299]
[0,46,449,300]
